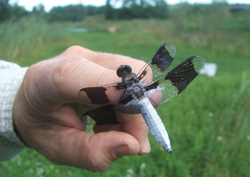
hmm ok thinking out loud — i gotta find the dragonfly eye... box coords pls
[117,65,132,78]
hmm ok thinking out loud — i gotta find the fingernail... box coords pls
[115,145,134,157]
[142,137,151,154]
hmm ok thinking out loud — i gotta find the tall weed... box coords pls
[0,16,70,65]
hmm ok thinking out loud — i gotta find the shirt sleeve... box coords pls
[0,60,28,161]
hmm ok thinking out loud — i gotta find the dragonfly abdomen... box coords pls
[137,96,172,155]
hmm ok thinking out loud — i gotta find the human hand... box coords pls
[13,46,151,171]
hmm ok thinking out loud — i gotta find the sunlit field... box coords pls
[0,8,250,177]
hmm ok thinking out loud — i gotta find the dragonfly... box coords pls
[78,43,205,155]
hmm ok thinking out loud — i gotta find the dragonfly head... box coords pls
[117,65,132,78]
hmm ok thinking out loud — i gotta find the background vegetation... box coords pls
[0,0,170,22]
[0,0,250,176]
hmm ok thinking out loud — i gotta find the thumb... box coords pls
[48,129,140,171]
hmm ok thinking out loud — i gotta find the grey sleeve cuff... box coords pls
[0,60,28,161]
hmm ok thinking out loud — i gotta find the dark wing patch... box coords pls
[151,43,176,72]
[79,87,108,104]
[81,101,141,125]
[81,104,120,125]
[165,56,202,94]
[137,43,176,83]
[78,82,125,105]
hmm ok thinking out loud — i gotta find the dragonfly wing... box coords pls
[145,56,205,105]
[137,43,176,83]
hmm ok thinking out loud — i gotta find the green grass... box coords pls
[0,13,250,177]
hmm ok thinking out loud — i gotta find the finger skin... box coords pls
[94,113,151,155]
[13,45,150,171]
[42,129,140,171]
[59,45,145,72]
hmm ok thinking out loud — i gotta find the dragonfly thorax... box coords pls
[126,80,146,99]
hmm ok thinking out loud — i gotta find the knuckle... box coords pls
[52,57,83,88]
[52,64,69,89]
[62,45,92,57]
[64,45,82,53]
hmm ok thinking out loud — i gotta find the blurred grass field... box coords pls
[0,10,250,177]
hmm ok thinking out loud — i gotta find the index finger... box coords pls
[58,45,146,73]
